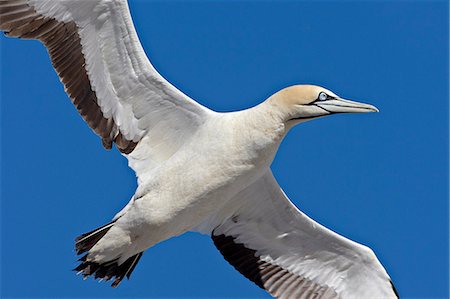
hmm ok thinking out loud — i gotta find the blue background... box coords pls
[1,1,448,298]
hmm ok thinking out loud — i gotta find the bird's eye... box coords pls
[319,92,327,101]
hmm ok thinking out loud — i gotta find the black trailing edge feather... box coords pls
[212,233,339,299]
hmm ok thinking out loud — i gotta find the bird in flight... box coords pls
[1,0,398,298]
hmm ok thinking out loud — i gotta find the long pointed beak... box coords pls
[316,98,379,114]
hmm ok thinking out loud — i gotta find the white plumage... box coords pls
[0,0,397,298]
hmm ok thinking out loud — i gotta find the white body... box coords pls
[102,105,285,263]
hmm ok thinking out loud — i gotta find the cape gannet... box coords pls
[0,0,398,298]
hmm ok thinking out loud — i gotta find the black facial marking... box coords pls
[286,92,336,122]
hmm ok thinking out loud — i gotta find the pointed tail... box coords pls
[74,220,143,287]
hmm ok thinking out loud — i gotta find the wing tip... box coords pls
[390,279,400,298]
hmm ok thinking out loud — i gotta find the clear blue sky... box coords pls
[1,1,448,298]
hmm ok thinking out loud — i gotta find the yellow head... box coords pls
[268,85,378,125]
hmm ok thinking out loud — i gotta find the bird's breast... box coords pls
[131,113,286,239]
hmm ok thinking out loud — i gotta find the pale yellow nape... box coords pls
[269,84,337,107]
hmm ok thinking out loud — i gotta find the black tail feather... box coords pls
[74,220,143,287]
[74,252,143,287]
[75,220,116,255]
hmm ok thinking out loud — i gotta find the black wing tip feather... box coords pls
[390,280,400,298]
[74,252,143,288]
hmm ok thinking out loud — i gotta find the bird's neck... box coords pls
[228,101,288,167]
[240,101,287,137]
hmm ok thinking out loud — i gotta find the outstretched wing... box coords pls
[197,171,398,299]
[0,0,213,181]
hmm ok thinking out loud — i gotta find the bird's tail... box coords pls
[73,220,143,287]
